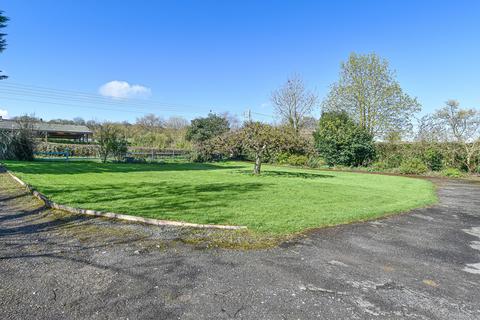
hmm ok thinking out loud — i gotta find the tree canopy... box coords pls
[238,122,280,174]
[322,53,420,140]
[96,123,128,163]
[186,113,230,144]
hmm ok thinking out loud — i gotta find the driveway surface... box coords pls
[0,172,479,319]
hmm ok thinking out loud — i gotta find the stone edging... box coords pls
[4,169,247,230]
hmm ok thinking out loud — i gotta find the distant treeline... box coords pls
[15,114,193,150]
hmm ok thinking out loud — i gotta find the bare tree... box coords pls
[415,114,443,143]
[432,100,480,172]
[164,116,188,130]
[221,112,241,131]
[300,116,318,132]
[271,75,318,134]
[135,113,164,131]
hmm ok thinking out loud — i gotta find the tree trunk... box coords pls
[253,154,262,175]
[464,144,478,173]
[466,150,475,173]
[101,151,108,163]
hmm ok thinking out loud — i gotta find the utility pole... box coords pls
[244,109,252,122]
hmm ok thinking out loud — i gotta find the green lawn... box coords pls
[3,160,437,234]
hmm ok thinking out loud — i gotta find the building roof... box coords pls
[0,119,93,134]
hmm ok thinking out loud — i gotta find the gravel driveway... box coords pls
[1,172,479,319]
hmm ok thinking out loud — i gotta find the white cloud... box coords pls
[0,109,8,119]
[99,80,151,99]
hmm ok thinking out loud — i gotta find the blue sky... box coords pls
[0,0,479,123]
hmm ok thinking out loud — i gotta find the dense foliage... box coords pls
[11,114,192,151]
[186,113,230,144]
[186,113,232,162]
[314,111,375,166]
[375,142,479,173]
[399,158,428,175]
[96,123,128,163]
[193,122,315,174]
[36,142,98,157]
[428,100,480,172]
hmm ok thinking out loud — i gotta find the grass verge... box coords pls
[3,160,437,236]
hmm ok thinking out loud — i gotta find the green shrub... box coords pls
[131,132,169,149]
[306,156,326,168]
[36,142,99,157]
[375,141,472,172]
[275,152,309,167]
[369,161,390,172]
[314,111,375,166]
[186,113,230,144]
[399,158,428,175]
[189,140,227,162]
[286,154,309,166]
[11,134,36,161]
[189,147,218,162]
[423,148,444,171]
[97,123,129,163]
[274,152,290,164]
[112,139,128,161]
[441,167,465,178]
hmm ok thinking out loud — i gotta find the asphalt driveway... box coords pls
[0,172,479,319]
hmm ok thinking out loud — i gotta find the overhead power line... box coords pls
[0,82,241,117]
[251,111,275,118]
[0,81,272,120]
[0,96,154,115]
[0,82,205,110]
[0,87,183,112]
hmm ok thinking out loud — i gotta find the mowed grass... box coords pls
[3,160,437,235]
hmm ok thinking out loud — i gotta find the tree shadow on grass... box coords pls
[38,181,269,225]
[235,170,334,179]
[4,161,244,175]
